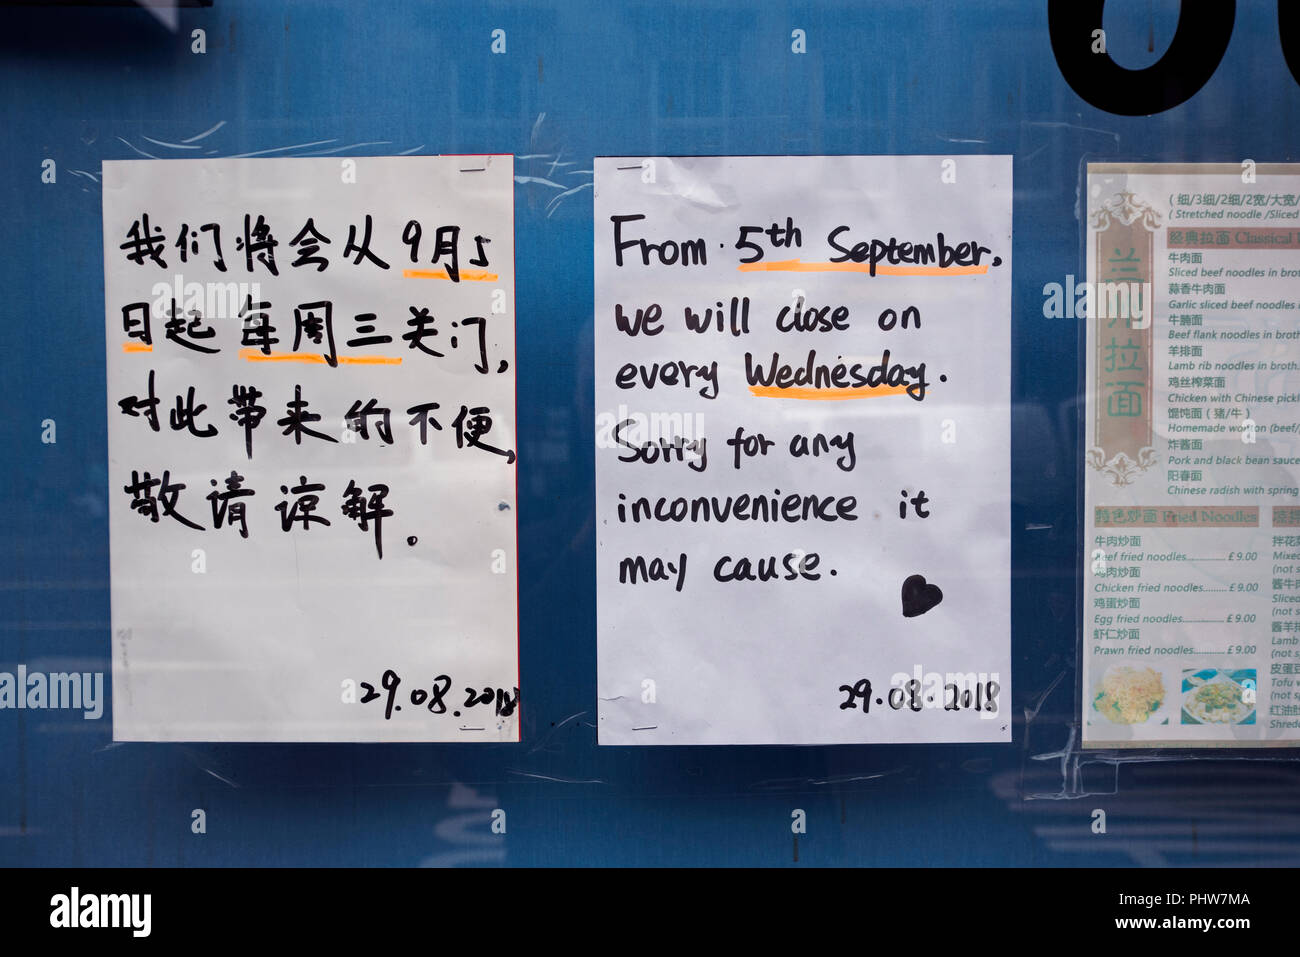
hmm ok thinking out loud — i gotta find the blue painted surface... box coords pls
[2,0,1299,866]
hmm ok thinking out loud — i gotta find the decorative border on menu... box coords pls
[1088,190,1159,487]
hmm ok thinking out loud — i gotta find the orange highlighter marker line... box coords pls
[238,349,401,365]
[402,268,499,281]
[748,384,916,400]
[738,259,988,277]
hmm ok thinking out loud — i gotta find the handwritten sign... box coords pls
[594,156,1011,744]
[103,156,518,742]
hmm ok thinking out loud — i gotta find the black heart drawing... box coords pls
[901,574,943,618]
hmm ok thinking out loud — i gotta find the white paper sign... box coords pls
[594,155,1012,744]
[103,156,518,742]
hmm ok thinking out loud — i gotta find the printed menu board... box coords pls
[1083,162,1300,747]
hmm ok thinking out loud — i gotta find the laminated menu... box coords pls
[1083,162,1300,747]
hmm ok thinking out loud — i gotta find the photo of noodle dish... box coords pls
[1091,665,1167,725]
[1181,669,1256,726]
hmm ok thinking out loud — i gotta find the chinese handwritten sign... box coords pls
[104,156,519,742]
